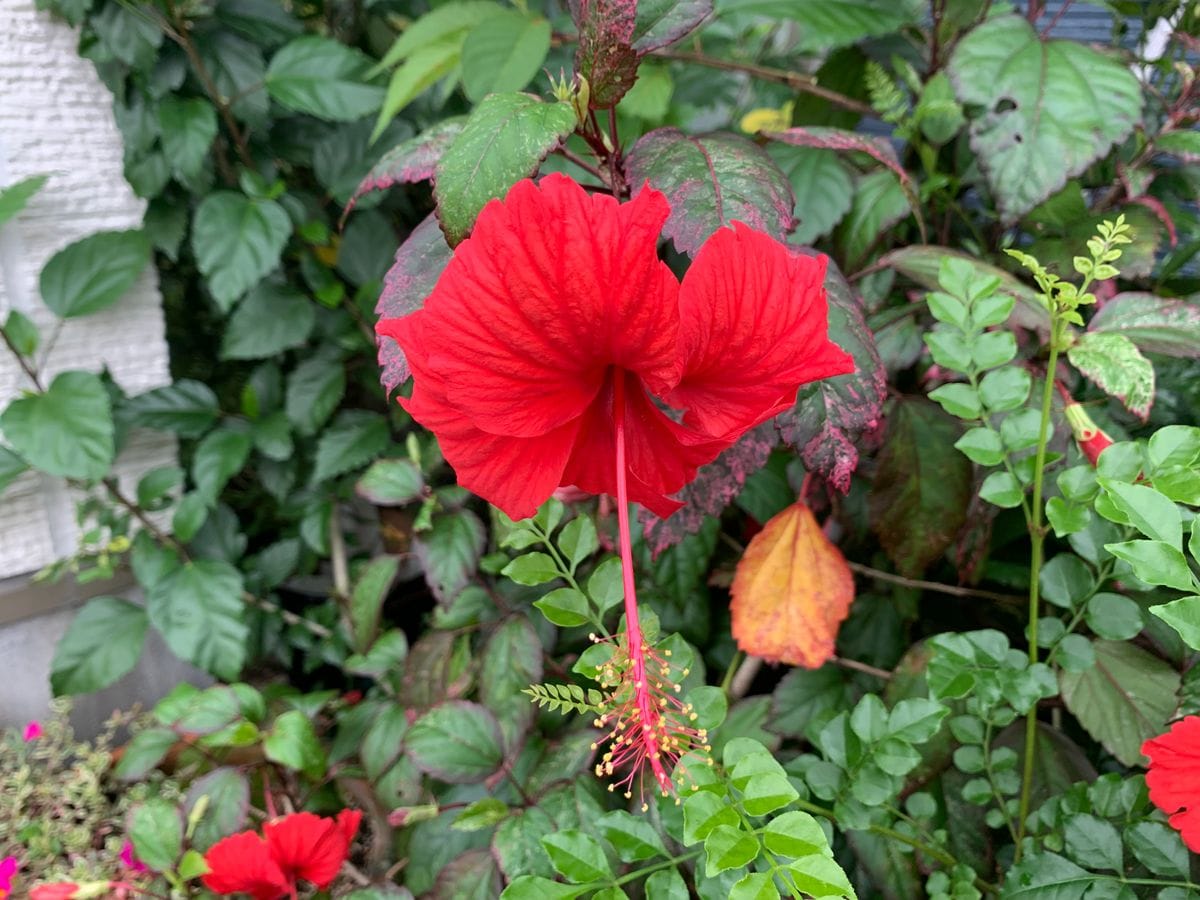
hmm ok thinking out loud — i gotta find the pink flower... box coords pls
[119,840,148,874]
[23,721,43,742]
[0,856,18,900]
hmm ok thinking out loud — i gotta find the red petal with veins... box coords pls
[1143,715,1200,852]
[202,831,290,900]
[264,812,351,889]
[669,223,855,438]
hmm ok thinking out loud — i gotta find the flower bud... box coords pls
[1063,402,1113,467]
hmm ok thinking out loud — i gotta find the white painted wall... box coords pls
[0,0,176,579]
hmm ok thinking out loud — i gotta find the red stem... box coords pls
[611,374,670,793]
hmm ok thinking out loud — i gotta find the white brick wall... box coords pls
[0,0,175,578]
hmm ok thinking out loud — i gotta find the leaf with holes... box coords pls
[640,422,775,555]
[631,0,711,51]
[1067,332,1156,421]
[731,501,855,668]
[869,398,972,577]
[1059,640,1180,766]
[777,261,886,492]
[625,129,794,255]
[434,94,576,246]
[1087,292,1200,359]
[947,14,1142,222]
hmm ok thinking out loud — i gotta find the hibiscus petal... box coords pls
[202,831,290,900]
[668,223,855,439]
[264,812,348,889]
[1143,715,1200,852]
[403,363,581,521]
[336,809,363,846]
[563,373,730,519]
[381,174,680,439]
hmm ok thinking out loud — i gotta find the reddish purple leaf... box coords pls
[1088,292,1200,359]
[625,128,794,256]
[776,259,886,492]
[632,0,713,52]
[343,118,465,222]
[640,422,776,555]
[571,0,639,108]
[376,214,453,395]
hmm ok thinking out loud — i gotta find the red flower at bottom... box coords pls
[29,885,81,900]
[1142,715,1200,852]
[202,810,362,899]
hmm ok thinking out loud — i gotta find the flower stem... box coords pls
[1014,324,1062,860]
[612,374,671,794]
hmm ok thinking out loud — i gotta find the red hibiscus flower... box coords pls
[377,173,853,522]
[202,810,362,899]
[29,885,81,900]
[1142,716,1200,852]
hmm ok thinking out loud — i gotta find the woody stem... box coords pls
[611,374,667,792]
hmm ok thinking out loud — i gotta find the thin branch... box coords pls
[652,50,876,117]
[0,327,44,392]
[846,560,1024,606]
[1040,0,1074,36]
[246,592,335,639]
[555,145,605,181]
[831,655,892,680]
[103,478,188,558]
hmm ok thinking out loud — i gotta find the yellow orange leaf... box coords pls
[739,101,794,135]
[730,501,854,668]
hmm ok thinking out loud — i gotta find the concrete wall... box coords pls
[0,0,207,732]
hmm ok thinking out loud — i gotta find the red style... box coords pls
[1142,715,1200,852]
[202,810,362,899]
[377,174,853,521]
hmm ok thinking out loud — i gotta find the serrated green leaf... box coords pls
[407,700,504,783]
[146,560,247,681]
[50,597,148,696]
[266,36,384,121]
[0,371,114,481]
[192,192,292,311]
[39,229,150,318]
[312,410,390,483]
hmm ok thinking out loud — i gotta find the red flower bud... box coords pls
[30,884,80,900]
[1064,402,1114,467]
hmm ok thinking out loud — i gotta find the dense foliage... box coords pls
[1,0,1199,896]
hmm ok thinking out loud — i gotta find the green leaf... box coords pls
[414,509,486,604]
[312,410,390,483]
[127,800,183,872]
[954,427,1005,466]
[1124,821,1190,878]
[0,174,48,227]
[406,700,504,783]
[631,0,711,51]
[540,830,613,883]
[785,854,855,898]
[453,798,510,832]
[1104,540,1195,592]
[220,283,315,360]
[345,629,409,678]
[1149,595,1200,651]
[479,616,543,746]
[0,370,114,480]
[193,427,252,504]
[158,98,218,181]
[1059,639,1180,766]
[350,556,400,653]
[146,560,248,681]
[533,587,591,627]
[723,0,918,52]
[587,557,624,614]
[762,811,831,858]
[928,383,981,419]
[1039,554,1093,610]
[1101,481,1181,547]
[978,367,1032,412]
[1087,292,1200,359]
[356,458,424,506]
[266,36,384,121]
[125,380,220,438]
[372,38,464,143]
[1085,593,1143,641]
[285,352,345,436]
[625,129,794,256]
[374,0,504,70]
[980,471,1023,508]
[704,824,759,877]
[39,229,150,319]
[1067,333,1156,421]
[728,873,776,900]
[502,552,561,586]
[3,310,38,358]
[185,767,250,852]
[362,703,409,780]
[501,877,585,900]
[1002,852,1093,899]
[50,597,148,696]
[767,145,853,245]
[558,516,599,571]
[113,727,177,781]
[887,697,948,743]
[597,810,668,863]
[461,11,551,102]
[683,790,739,845]
[191,192,292,311]
[868,398,972,576]
[263,710,327,778]
[1063,813,1122,872]
[836,170,911,267]
[0,445,29,493]
[173,492,209,543]
[947,14,1143,222]
[434,93,577,246]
